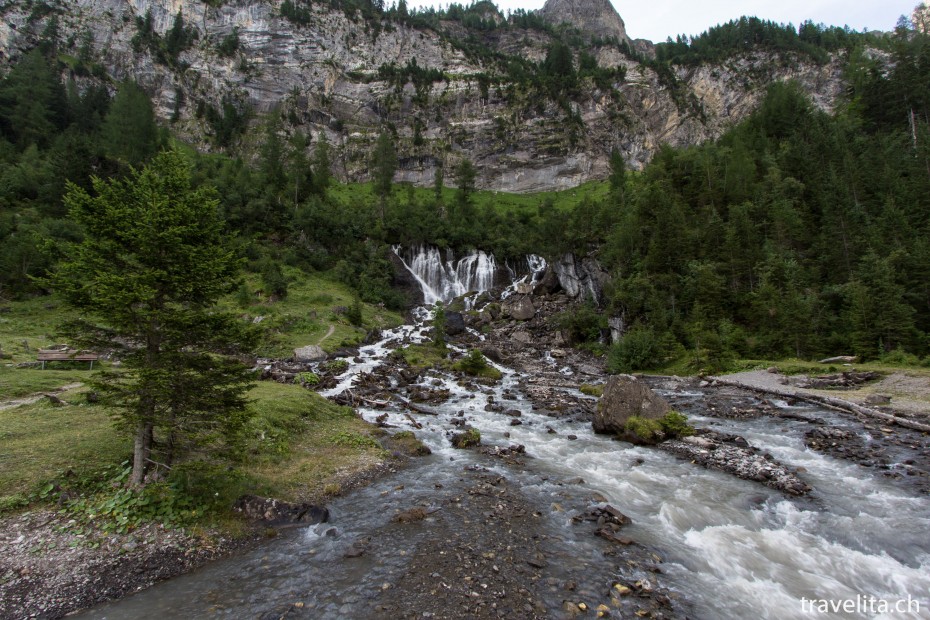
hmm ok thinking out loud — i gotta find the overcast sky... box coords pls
[405,0,919,43]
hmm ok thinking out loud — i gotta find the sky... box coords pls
[404,0,920,43]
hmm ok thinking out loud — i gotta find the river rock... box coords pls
[445,311,466,336]
[480,345,504,363]
[293,345,327,362]
[234,495,329,526]
[865,394,892,406]
[660,434,812,496]
[504,297,536,321]
[592,375,671,435]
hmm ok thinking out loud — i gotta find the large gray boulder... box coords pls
[503,297,536,321]
[445,311,466,336]
[552,254,610,304]
[532,267,561,296]
[294,345,327,362]
[593,375,671,435]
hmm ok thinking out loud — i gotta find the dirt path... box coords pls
[0,383,83,412]
[317,324,336,346]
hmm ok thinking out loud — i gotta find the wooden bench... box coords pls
[37,349,99,370]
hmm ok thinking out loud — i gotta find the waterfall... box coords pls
[393,245,498,305]
[394,246,549,304]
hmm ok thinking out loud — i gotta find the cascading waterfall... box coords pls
[392,245,499,304]
[506,254,547,285]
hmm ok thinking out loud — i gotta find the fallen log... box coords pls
[394,395,439,416]
[713,377,930,433]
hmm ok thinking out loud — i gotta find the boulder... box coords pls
[480,345,504,363]
[864,394,892,406]
[445,311,466,336]
[552,254,610,304]
[532,267,562,296]
[592,374,670,435]
[294,345,327,362]
[234,495,329,526]
[504,297,536,320]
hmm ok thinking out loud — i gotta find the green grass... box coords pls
[237,382,387,504]
[0,386,126,504]
[0,295,100,400]
[394,343,452,371]
[225,267,403,357]
[0,295,81,364]
[723,358,930,377]
[0,369,89,401]
[0,379,390,523]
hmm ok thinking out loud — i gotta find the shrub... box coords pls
[236,282,252,308]
[0,494,29,515]
[458,348,487,373]
[217,27,240,57]
[608,325,662,372]
[451,427,481,448]
[346,297,363,326]
[551,302,604,345]
[623,416,664,444]
[879,347,921,367]
[261,260,288,299]
[432,304,447,348]
[579,383,604,397]
[658,411,694,438]
[294,371,320,386]
[321,359,349,374]
[454,349,503,380]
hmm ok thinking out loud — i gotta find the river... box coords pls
[82,305,930,619]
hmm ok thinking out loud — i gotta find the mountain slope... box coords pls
[0,0,845,191]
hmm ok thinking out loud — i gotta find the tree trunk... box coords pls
[131,420,153,486]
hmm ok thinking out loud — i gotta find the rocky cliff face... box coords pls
[0,0,845,192]
[539,0,630,44]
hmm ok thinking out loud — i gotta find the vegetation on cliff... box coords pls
[1,5,929,369]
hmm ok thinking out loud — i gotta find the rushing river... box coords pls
[83,312,930,620]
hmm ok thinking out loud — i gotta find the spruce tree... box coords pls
[371,129,397,220]
[54,150,255,486]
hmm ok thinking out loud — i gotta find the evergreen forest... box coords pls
[1,11,929,371]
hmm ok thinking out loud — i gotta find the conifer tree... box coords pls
[371,129,397,220]
[54,150,255,486]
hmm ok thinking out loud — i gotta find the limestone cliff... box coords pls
[0,0,845,192]
[539,0,630,44]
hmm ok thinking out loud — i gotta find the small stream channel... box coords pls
[84,248,930,619]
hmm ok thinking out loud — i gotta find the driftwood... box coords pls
[393,395,439,416]
[403,412,423,429]
[713,377,930,433]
